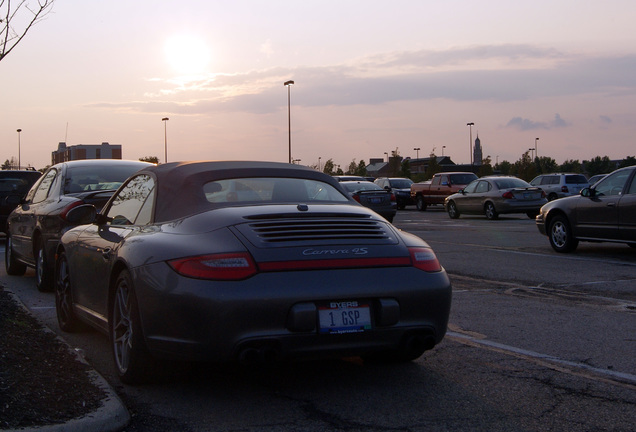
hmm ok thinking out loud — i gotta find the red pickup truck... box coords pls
[410,172,477,211]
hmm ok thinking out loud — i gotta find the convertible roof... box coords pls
[137,161,342,222]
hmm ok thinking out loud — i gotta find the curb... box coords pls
[6,291,130,432]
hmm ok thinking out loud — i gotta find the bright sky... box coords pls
[3,0,636,170]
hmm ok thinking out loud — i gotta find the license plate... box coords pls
[369,197,382,204]
[318,301,372,334]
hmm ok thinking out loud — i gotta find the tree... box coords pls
[139,156,159,164]
[346,160,357,175]
[535,156,557,175]
[495,160,512,175]
[512,151,536,182]
[559,159,582,173]
[355,160,367,177]
[424,152,441,180]
[478,156,493,177]
[322,158,335,175]
[583,156,613,176]
[400,159,411,178]
[1,0,55,62]
[619,156,636,168]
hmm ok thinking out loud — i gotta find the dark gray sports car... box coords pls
[55,161,452,384]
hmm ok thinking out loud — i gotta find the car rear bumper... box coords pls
[132,264,452,363]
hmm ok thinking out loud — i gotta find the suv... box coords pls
[530,173,589,201]
[374,177,414,209]
[0,170,42,233]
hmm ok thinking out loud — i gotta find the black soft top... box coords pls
[137,161,344,222]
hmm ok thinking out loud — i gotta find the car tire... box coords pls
[415,196,427,211]
[111,270,152,385]
[35,241,53,292]
[5,234,27,276]
[55,251,83,332]
[548,215,579,253]
[484,202,499,220]
[447,201,460,219]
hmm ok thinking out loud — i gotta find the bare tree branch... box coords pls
[1,0,54,62]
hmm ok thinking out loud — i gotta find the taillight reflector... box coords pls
[409,247,442,272]
[502,191,514,199]
[60,200,84,221]
[168,253,257,280]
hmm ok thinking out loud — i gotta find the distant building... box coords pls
[473,135,483,166]
[52,142,122,164]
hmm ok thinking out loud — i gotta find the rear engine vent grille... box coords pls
[236,218,397,246]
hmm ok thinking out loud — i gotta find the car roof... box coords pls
[139,161,343,222]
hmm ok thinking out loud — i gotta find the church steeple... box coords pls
[473,134,483,166]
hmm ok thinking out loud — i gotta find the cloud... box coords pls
[599,115,612,124]
[87,44,636,117]
[505,114,570,131]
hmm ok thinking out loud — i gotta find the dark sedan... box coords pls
[54,161,451,384]
[0,170,42,233]
[536,165,636,252]
[445,176,547,220]
[340,180,397,222]
[5,159,152,291]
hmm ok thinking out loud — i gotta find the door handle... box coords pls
[607,203,616,207]
[101,247,112,259]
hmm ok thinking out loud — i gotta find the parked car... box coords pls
[445,176,547,220]
[0,170,42,233]
[536,165,636,252]
[5,159,153,291]
[529,173,589,201]
[375,177,414,209]
[333,175,365,182]
[411,172,478,211]
[340,180,397,222]
[587,174,608,186]
[53,161,452,384]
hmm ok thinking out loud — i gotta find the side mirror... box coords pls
[459,188,465,194]
[65,204,97,225]
[580,187,594,198]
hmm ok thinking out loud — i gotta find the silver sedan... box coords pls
[445,176,547,220]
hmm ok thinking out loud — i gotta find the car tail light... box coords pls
[540,190,546,198]
[59,200,85,221]
[561,185,569,193]
[408,247,442,272]
[352,194,361,203]
[390,193,396,202]
[502,191,514,199]
[168,252,257,280]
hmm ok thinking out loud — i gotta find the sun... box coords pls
[164,34,211,75]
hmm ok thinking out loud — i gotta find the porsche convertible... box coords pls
[55,161,452,383]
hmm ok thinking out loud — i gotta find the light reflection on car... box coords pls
[340,180,397,223]
[54,161,452,384]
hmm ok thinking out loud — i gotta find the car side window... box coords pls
[431,176,441,186]
[475,181,490,193]
[31,169,57,204]
[594,170,630,197]
[106,174,155,226]
[628,175,636,195]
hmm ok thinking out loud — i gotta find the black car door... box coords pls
[618,170,636,241]
[574,169,631,240]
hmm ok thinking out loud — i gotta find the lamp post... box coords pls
[535,137,539,159]
[466,122,474,166]
[442,145,446,156]
[162,117,169,163]
[413,147,420,159]
[384,152,389,162]
[528,148,535,160]
[16,129,22,170]
[318,156,322,172]
[284,80,295,163]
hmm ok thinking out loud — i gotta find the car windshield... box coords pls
[204,177,349,204]
[0,178,32,194]
[64,164,146,194]
[493,178,531,189]
[389,179,413,189]
[342,182,383,193]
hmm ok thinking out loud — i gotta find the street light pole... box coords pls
[413,147,420,158]
[466,122,474,166]
[162,117,169,163]
[284,80,294,163]
[535,137,539,159]
[16,129,22,170]
[442,145,446,156]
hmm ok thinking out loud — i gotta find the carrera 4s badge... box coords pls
[302,247,369,256]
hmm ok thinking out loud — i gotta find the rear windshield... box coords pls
[203,177,349,204]
[389,179,413,189]
[342,182,383,193]
[450,173,478,184]
[494,178,531,189]
[565,175,588,184]
[0,178,35,194]
[64,164,146,194]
